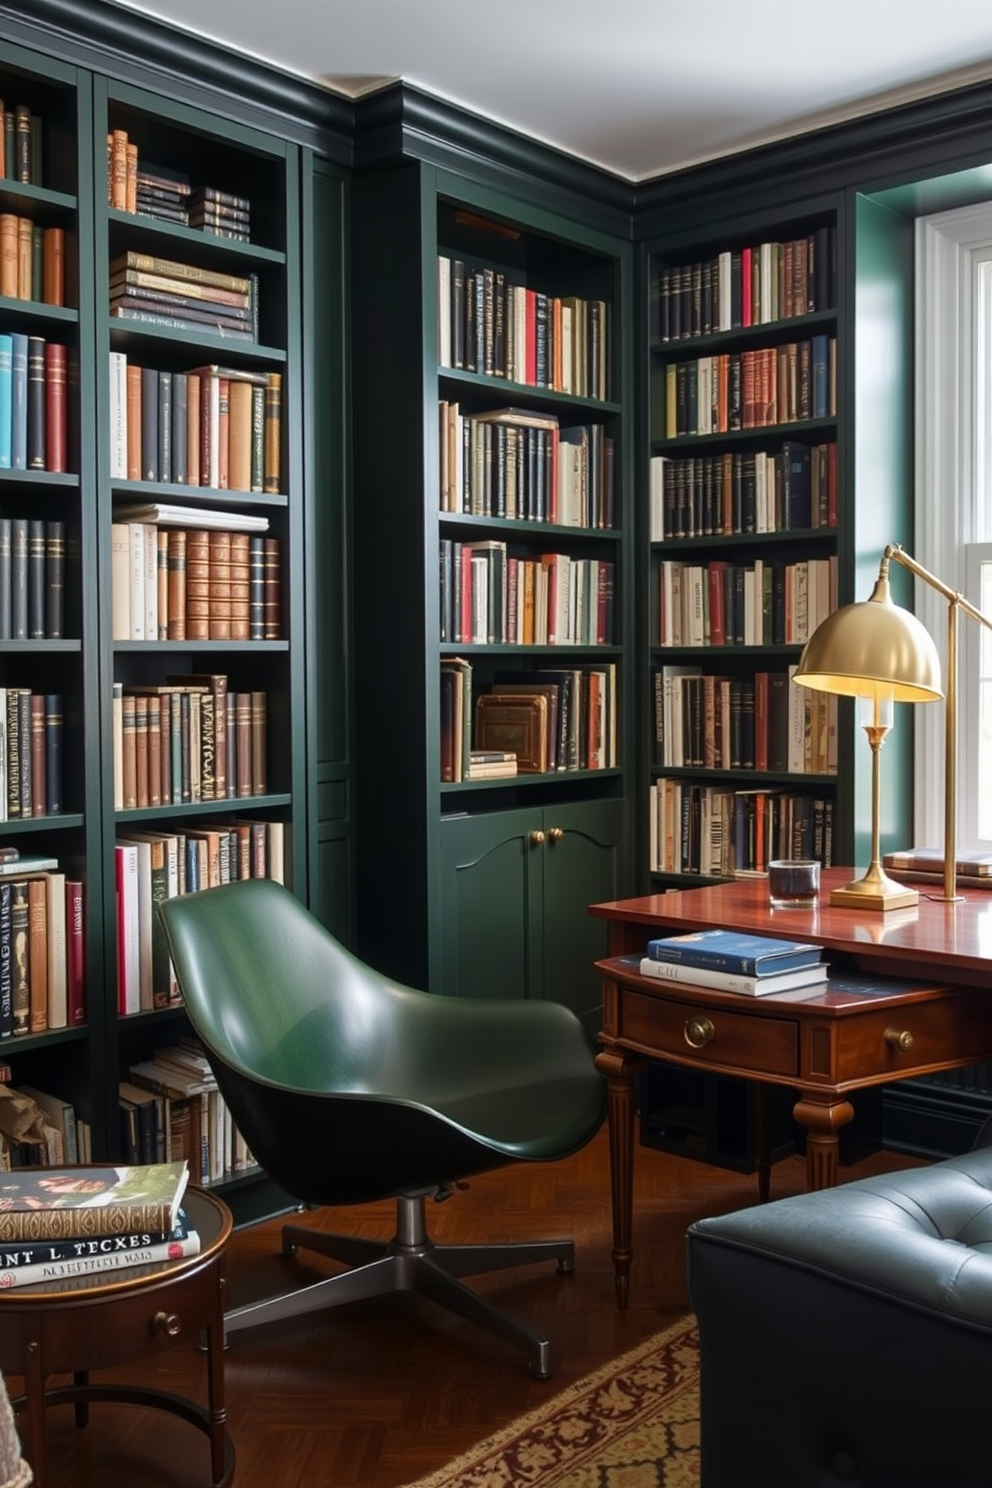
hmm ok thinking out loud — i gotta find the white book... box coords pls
[127,522,145,641]
[717,250,733,331]
[436,255,451,368]
[0,1230,201,1289]
[787,663,807,774]
[108,351,128,479]
[650,455,666,543]
[637,955,828,997]
[115,843,141,1016]
[110,523,131,641]
[0,687,5,824]
[115,503,268,533]
[143,520,158,642]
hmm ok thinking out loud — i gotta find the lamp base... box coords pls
[829,870,919,913]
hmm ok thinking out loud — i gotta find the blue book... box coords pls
[10,333,28,470]
[0,333,11,468]
[645,928,823,976]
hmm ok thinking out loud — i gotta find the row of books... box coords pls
[657,227,837,342]
[0,689,64,820]
[116,822,286,1015]
[652,665,837,775]
[109,250,259,341]
[438,402,615,528]
[441,657,618,779]
[663,337,837,438]
[0,1158,197,1289]
[0,216,65,305]
[657,555,838,648]
[649,442,838,541]
[439,540,616,647]
[648,780,834,877]
[0,517,65,640]
[437,255,609,400]
[113,678,269,810]
[0,866,85,1036]
[128,1045,252,1181]
[107,132,251,240]
[0,100,42,187]
[110,521,281,642]
[108,354,282,491]
[0,333,68,472]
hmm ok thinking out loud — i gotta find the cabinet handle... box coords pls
[547,826,564,843]
[529,830,546,847]
[884,1027,914,1052]
[684,1016,715,1049]
[154,1311,181,1337]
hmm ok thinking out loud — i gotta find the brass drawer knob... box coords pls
[547,826,564,843]
[884,1027,914,1052]
[154,1311,181,1337]
[684,1015,715,1049]
[529,830,545,847]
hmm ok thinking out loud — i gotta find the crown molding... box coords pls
[633,74,992,236]
[353,82,634,237]
[2,0,354,163]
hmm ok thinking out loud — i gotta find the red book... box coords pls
[44,342,67,473]
[524,289,537,386]
[754,670,769,773]
[741,247,753,326]
[66,879,86,1026]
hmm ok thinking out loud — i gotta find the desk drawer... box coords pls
[618,988,799,1077]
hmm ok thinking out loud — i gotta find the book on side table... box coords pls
[0,1159,189,1242]
[0,1204,201,1288]
[636,955,829,997]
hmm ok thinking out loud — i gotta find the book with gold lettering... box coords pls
[0,1161,189,1242]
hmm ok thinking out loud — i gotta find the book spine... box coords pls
[0,519,10,639]
[140,366,158,482]
[26,336,45,469]
[27,518,44,638]
[29,692,45,816]
[0,883,11,1037]
[66,879,85,1026]
[27,877,47,1033]
[44,342,67,473]
[10,881,29,1035]
[263,372,281,493]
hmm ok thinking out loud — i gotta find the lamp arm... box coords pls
[882,543,992,902]
[883,544,992,635]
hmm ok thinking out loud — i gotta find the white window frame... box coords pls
[915,204,992,853]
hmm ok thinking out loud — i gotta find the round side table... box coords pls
[0,1187,234,1488]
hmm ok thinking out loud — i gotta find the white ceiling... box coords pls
[114,0,992,181]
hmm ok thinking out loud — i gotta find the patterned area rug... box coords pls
[399,1314,700,1487]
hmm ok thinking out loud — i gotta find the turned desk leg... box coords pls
[205,1276,228,1487]
[793,1092,855,1191]
[595,1048,644,1310]
[754,1083,772,1203]
[23,1340,47,1488]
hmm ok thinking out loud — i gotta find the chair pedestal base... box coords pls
[223,1194,573,1377]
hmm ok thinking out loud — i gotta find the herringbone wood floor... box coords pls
[19,1126,918,1487]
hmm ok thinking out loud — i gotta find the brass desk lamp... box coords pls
[793,544,943,911]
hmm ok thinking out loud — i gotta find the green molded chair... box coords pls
[158,878,606,1377]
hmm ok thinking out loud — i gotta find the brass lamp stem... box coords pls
[884,544,992,904]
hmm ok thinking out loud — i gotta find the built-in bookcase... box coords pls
[352,165,634,1030]
[0,35,311,1216]
[645,211,843,888]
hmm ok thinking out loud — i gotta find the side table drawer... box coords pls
[617,988,799,1077]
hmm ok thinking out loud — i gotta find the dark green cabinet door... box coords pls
[541,799,624,1027]
[437,808,543,1001]
[437,798,626,1026]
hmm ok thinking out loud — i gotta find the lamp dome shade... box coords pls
[794,585,943,703]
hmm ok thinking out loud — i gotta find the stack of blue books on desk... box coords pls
[639,929,828,997]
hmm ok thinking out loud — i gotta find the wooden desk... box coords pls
[590,869,992,1307]
[0,1188,234,1488]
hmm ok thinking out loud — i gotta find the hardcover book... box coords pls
[882,847,992,878]
[636,955,828,997]
[0,1159,189,1241]
[475,693,549,774]
[645,928,823,976]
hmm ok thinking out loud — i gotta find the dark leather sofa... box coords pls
[687,1146,992,1487]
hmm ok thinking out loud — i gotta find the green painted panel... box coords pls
[312,834,354,945]
[542,799,624,1027]
[438,810,541,1000]
[316,779,349,821]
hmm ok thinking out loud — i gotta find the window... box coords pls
[915,204,992,853]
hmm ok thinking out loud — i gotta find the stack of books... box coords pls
[0,1159,197,1288]
[108,251,258,342]
[189,186,251,242]
[882,847,992,889]
[638,928,828,997]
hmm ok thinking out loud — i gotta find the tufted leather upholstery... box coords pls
[687,1147,992,1487]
